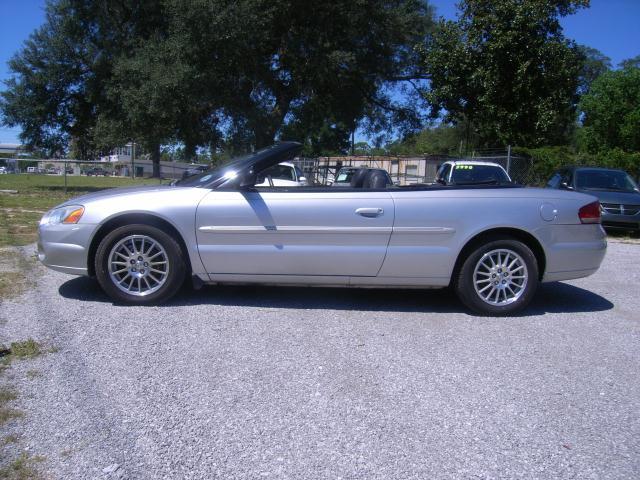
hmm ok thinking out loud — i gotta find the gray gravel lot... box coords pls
[1,241,639,479]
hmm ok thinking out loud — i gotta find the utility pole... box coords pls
[130,142,135,178]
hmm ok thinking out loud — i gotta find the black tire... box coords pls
[454,237,539,316]
[95,224,186,305]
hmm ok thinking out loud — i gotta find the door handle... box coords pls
[355,207,384,217]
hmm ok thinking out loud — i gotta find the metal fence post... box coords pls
[506,145,512,176]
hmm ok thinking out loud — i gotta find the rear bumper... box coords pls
[537,224,607,283]
[37,223,95,276]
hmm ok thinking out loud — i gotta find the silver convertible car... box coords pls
[38,142,606,315]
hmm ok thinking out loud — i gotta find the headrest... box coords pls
[349,168,369,188]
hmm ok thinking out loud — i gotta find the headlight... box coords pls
[40,205,85,225]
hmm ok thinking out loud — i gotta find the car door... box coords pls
[195,189,394,277]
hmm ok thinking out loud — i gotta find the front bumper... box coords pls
[37,223,96,275]
[601,212,640,231]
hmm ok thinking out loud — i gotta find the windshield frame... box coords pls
[174,142,302,189]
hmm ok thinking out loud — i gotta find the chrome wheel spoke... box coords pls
[473,248,528,307]
[108,234,169,297]
[145,241,157,255]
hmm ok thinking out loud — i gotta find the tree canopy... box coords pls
[579,66,640,153]
[423,0,589,148]
[2,0,640,170]
[0,0,435,172]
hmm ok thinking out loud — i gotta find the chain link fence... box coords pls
[5,147,544,189]
[463,152,537,185]
[294,148,540,186]
[3,157,209,183]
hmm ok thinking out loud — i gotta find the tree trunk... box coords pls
[184,140,197,162]
[151,143,161,178]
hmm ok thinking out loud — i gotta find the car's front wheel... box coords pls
[95,224,186,304]
[454,238,539,316]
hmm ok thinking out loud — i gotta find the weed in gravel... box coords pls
[25,371,41,380]
[0,248,36,301]
[0,272,27,301]
[9,340,41,360]
[2,434,19,445]
[59,449,73,458]
[0,453,45,480]
[0,387,23,425]
[0,388,17,403]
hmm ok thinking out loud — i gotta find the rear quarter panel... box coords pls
[380,187,605,283]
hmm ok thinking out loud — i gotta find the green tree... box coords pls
[2,0,434,172]
[0,1,168,165]
[577,45,611,94]
[423,0,588,147]
[619,55,640,70]
[214,0,434,149]
[579,67,640,153]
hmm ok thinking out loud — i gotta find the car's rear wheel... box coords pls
[95,224,186,304]
[454,238,539,316]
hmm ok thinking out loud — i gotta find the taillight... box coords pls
[578,201,601,224]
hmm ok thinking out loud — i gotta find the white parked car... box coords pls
[435,160,511,185]
[255,162,308,187]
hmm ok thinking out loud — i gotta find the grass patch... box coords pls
[8,340,42,360]
[0,272,29,302]
[0,388,17,403]
[0,408,23,425]
[0,453,44,480]
[0,174,160,248]
[2,435,18,445]
[0,387,22,426]
[0,336,48,479]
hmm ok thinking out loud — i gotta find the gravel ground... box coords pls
[1,241,639,479]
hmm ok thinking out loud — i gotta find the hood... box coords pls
[60,184,175,207]
[576,188,640,205]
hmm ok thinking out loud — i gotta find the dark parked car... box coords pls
[85,167,110,177]
[546,166,640,232]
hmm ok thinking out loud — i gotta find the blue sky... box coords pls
[1,0,639,143]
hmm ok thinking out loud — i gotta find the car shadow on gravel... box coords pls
[58,277,613,316]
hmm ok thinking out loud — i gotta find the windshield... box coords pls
[575,170,638,193]
[175,145,286,188]
[450,164,510,184]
